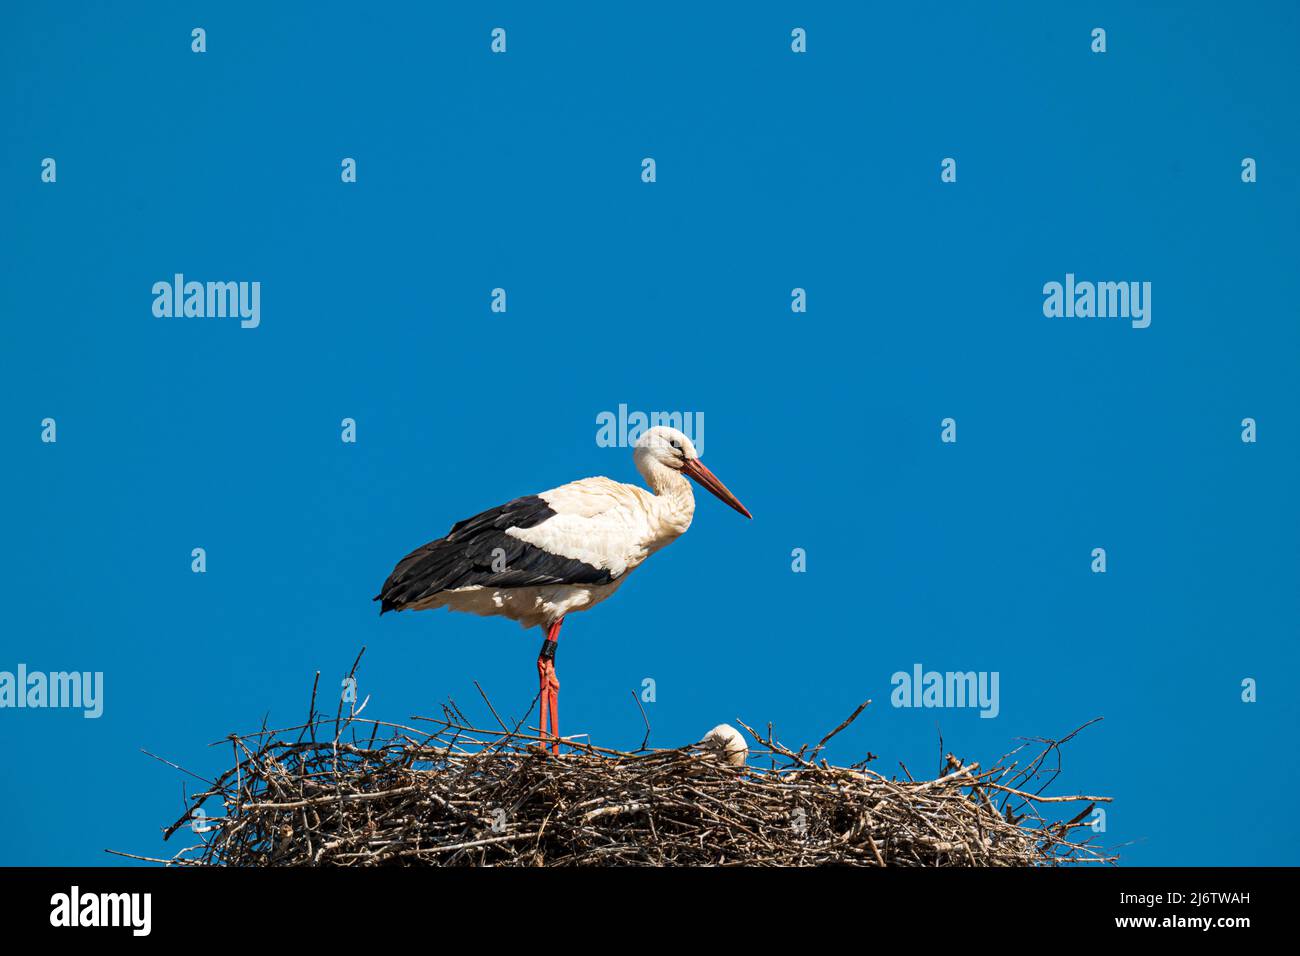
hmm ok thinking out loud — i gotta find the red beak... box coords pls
[682,458,752,519]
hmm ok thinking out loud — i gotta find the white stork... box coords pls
[376,426,751,753]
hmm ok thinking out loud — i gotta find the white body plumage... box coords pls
[378,426,750,632]
[432,473,695,629]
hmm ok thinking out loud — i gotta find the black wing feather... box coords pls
[374,495,613,613]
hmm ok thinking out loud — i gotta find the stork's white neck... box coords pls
[635,455,695,539]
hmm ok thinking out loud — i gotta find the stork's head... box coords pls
[634,426,752,519]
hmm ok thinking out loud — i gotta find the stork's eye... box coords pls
[670,440,681,450]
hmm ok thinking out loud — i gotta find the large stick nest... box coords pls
[137,660,1115,867]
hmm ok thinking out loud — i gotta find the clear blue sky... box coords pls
[1,2,1297,866]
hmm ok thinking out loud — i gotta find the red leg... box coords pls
[536,618,563,755]
[537,658,552,747]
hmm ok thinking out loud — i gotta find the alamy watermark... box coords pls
[1042,273,1150,329]
[595,405,704,453]
[891,663,999,719]
[0,664,103,718]
[50,886,150,936]
[152,274,260,329]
